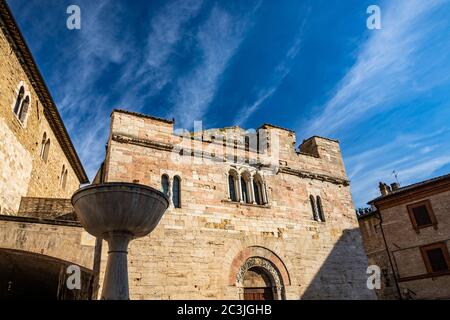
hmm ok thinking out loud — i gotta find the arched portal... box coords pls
[242,267,274,300]
[236,257,284,300]
[0,249,94,300]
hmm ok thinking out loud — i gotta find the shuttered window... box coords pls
[421,242,450,275]
[407,200,437,231]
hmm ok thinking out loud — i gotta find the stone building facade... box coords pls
[0,0,88,215]
[0,1,95,300]
[93,109,375,300]
[359,175,450,300]
[0,0,374,300]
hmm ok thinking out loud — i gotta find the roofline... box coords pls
[112,109,174,124]
[302,135,340,144]
[111,109,342,147]
[258,123,296,134]
[0,1,88,183]
[368,173,450,205]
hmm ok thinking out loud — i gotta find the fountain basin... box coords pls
[71,183,169,300]
[71,182,169,239]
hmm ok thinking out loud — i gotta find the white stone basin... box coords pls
[71,183,169,300]
[72,182,169,238]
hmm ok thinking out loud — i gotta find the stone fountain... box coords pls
[72,183,169,300]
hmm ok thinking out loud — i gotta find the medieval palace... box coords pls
[0,0,374,300]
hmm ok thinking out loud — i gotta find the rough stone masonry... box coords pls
[93,109,376,300]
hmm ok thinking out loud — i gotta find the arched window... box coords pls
[317,196,325,222]
[161,174,169,196]
[241,176,250,204]
[40,132,47,158]
[18,96,30,123]
[13,86,25,115]
[310,195,319,221]
[253,174,266,205]
[42,139,50,163]
[229,174,238,202]
[172,176,181,208]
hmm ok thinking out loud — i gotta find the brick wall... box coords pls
[379,190,450,299]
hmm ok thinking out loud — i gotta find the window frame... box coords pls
[12,83,31,127]
[310,195,319,222]
[172,175,181,209]
[407,200,437,232]
[316,196,325,222]
[420,242,450,275]
[161,174,170,197]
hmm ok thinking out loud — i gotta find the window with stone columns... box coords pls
[42,137,51,163]
[241,172,252,204]
[227,169,268,205]
[252,173,267,205]
[13,83,31,126]
[228,170,239,202]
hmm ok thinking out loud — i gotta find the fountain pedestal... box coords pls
[72,183,169,300]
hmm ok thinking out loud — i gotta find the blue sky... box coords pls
[8,0,450,207]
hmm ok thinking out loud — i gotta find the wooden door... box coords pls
[243,288,273,300]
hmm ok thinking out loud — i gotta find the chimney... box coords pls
[379,182,391,196]
[391,182,400,191]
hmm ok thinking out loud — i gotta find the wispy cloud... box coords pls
[303,0,449,137]
[116,0,204,102]
[347,129,450,206]
[234,13,308,126]
[171,4,259,128]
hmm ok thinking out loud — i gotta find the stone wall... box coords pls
[18,197,74,219]
[0,217,96,270]
[358,213,400,299]
[0,18,81,215]
[96,110,375,300]
[379,189,450,300]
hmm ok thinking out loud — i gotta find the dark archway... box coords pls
[242,267,274,300]
[0,249,94,300]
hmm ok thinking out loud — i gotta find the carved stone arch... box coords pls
[236,257,284,300]
[228,246,291,300]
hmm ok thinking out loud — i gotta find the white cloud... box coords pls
[303,0,448,137]
[171,4,259,128]
[347,129,450,206]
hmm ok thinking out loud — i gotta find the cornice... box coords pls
[112,133,350,186]
[278,166,350,186]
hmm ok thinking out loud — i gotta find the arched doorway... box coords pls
[242,267,274,300]
[0,249,95,300]
[236,257,284,300]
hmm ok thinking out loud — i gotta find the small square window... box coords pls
[407,200,437,231]
[421,243,450,275]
